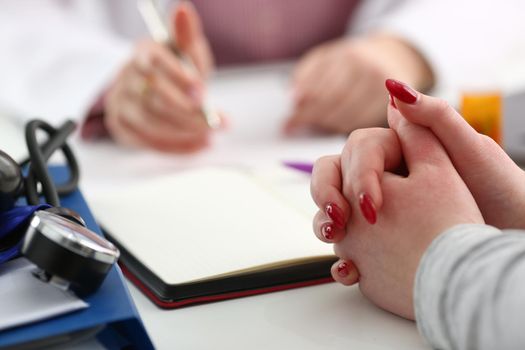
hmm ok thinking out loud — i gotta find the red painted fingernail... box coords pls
[337,261,349,277]
[389,93,397,109]
[321,223,334,240]
[385,79,418,104]
[325,203,345,228]
[359,193,377,225]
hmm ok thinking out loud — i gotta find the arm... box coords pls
[0,1,216,153]
[0,1,132,125]
[369,0,525,96]
[416,224,525,349]
[287,0,434,134]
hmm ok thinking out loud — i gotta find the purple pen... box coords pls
[283,161,314,174]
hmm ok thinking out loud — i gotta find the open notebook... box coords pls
[89,166,336,308]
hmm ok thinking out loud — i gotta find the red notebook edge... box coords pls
[120,263,335,309]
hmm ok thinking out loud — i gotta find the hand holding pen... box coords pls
[102,1,222,153]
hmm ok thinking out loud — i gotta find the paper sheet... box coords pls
[90,166,333,284]
[73,63,347,198]
[0,258,88,331]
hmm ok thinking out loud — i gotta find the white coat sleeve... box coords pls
[415,224,525,349]
[0,0,133,126]
[354,0,525,99]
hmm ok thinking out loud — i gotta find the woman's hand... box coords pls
[311,104,484,320]
[309,128,403,291]
[286,35,433,134]
[104,2,217,153]
[386,79,525,230]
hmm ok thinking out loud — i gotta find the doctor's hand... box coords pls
[311,105,484,320]
[104,1,217,152]
[285,35,433,134]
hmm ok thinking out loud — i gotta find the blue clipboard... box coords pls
[0,166,154,349]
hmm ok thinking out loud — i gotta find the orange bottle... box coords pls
[460,91,503,145]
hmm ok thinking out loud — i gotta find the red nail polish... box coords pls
[385,79,418,104]
[359,193,377,225]
[325,203,345,228]
[337,261,349,277]
[389,93,397,109]
[321,223,334,240]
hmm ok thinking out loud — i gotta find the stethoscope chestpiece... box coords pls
[21,210,120,296]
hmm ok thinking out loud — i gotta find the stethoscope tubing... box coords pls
[22,119,79,206]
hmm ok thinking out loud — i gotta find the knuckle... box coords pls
[135,40,158,58]
[433,98,455,116]
[476,134,501,160]
[134,39,151,52]
[344,44,360,60]
[313,155,332,169]
[479,133,498,149]
[348,127,386,147]
[348,128,368,144]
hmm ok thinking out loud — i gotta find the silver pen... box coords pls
[137,0,221,129]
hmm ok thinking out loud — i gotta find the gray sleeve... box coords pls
[415,224,525,350]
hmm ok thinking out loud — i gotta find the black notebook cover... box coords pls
[105,228,336,309]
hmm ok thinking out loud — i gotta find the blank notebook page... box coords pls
[90,167,333,285]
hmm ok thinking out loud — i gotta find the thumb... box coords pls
[385,78,519,174]
[385,79,485,167]
[387,103,452,175]
[386,79,525,228]
[171,1,213,75]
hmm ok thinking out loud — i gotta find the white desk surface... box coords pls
[0,64,429,349]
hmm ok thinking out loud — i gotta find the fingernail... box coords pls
[385,79,418,104]
[337,261,349,278]
[389,93,397,109]
[359,193,377,225]
[321,222,334,240]
[325,203,345,228]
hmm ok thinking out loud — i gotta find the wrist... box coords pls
[367,34,435,92]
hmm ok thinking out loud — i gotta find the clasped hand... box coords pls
[310,80,525,320]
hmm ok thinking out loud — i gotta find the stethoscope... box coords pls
[0,119,119,296]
